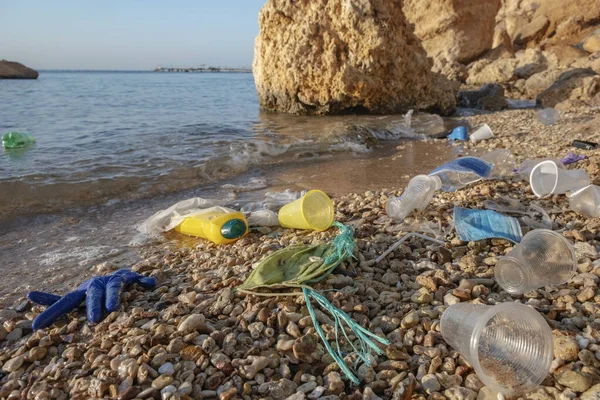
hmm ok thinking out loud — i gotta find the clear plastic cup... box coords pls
[569,185,600,218]
[479,149,516,179]
[530,160,590,197]
[495,229,577,295]
[470,124,494,141]
[386,175,441,221]
[537,108,559,125]
[517,158,563,182]
[440,302,553,395]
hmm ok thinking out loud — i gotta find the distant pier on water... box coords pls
[153,65,252,73]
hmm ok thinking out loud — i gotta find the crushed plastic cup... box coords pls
[441,302,553,395]
[278,190,334,231]
[246,209,280,227]
[480,149,516,178]
[537,108,559,125]
[469,124,494,142]
[569,185,600,218]
[530,160,590,197]
[495,229,577,295]
[386,175,441,221]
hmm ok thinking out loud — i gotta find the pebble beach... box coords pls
[1,107,600,400]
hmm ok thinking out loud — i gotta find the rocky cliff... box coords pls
[0,60,39,79]
[253,0,458,116]
[403,0,502,81]
[406,0,600,109]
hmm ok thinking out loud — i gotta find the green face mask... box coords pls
[237,222,356,294]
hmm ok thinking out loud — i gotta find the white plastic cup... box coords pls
[569,184,600,218]
[440,302,553,395]
[495,229,577,295]
[530,160,590,198]
[469,124,494,142]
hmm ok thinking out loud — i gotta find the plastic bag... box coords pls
[137,197,233,236]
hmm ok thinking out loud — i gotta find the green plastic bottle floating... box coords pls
[175,210,249,245]
[2,132,36,149]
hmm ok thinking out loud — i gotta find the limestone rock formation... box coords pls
[0,60,39,79]
[252,0,458,116]
[404,0,502,69]
[497,0,600,49]
[536,68,600,110]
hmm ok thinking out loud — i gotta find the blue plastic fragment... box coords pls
[454,206,522,243]
[448,126,468,141]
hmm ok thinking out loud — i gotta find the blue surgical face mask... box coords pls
[454,206,523,243]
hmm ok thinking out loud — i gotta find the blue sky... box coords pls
[0,1,266,70]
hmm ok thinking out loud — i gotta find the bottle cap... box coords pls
[220,219,247,239]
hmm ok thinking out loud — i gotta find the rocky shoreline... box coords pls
[0,61,38,80]
[0,107,599,400]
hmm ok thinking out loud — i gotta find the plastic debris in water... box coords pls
[2,132,35,149]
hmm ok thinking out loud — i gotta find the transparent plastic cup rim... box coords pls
[530,160,559,198]
[467,302,553,395]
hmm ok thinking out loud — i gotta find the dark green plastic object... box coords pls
[220,219,247,239]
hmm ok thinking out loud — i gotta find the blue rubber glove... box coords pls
[28,269,156,330]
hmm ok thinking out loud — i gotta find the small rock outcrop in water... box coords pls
[0,60,39,79]
[253,0,458,116]
[403,0,502,81]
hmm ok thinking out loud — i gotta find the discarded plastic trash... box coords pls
[2,132,35,149]
[454,206,522,243]
[28,269,157,330]
[440,302,553,395]
[175,209,248,244]
[429,157,493,192]
[246,208,280,227]
[239,223,388,384]
[376,232,444,263]
[386,175,441,221]
[569,185,600,218]
[240,189,306,212]
[516,158,562,181]
[278,190,334,231]
[560,152,586,165]
[469,124,494,141]
[495,229,576,295]
[137,196,234,237]
[480,149,517,179]
[572,140,599,150]
[530,160,590,197]
[537,108,559,125]
[448,126,468,141]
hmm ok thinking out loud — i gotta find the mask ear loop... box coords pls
[375,232,444,263]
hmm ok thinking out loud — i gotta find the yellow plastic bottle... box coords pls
[174,210,249,244]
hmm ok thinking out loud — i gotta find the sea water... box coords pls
[0,70,459,306]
